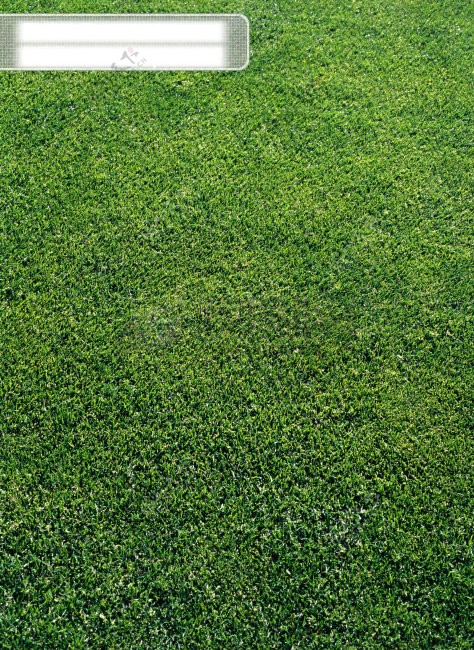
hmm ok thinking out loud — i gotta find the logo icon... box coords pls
[111,47,147,70]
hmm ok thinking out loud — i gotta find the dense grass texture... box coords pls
[1,0,473,647]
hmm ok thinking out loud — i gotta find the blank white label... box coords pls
[18,20,226,44]
[0,14,249,70]
[19,44,225,70]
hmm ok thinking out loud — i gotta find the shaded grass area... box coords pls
[0,0,473,647]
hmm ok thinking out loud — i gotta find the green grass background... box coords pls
[1,1,473,647]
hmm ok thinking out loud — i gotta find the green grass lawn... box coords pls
[1,1,473,647]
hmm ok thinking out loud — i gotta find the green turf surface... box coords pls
[1,0,473,647]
